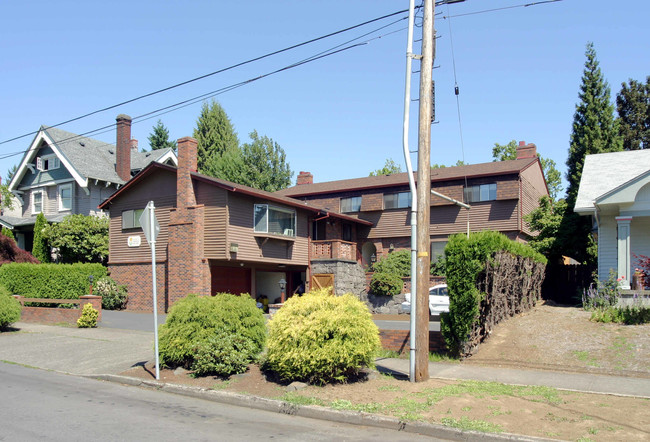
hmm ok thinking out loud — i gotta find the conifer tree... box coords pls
[616,76,650,151]
[193,100,239,177]
[566,42,623,206]
[32,213,49,263]
[147,120,177,151]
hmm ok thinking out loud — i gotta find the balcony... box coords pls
[311,239,357,262]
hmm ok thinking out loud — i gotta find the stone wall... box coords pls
[311,259,366,296]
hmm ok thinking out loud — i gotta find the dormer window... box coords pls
[36,155,60,172]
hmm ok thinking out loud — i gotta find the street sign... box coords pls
[139,202,160,245]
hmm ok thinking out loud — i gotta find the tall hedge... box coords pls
[0,263,106,299]
[32,213,50,263]
[441,231,546,357]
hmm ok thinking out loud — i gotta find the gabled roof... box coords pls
[9,125,177,191]
[276,158,539,197]
[98,162,373,226]
[575,150,650,213]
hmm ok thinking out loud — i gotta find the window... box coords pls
[340,196,361,213]
[254,204,296,237]
[384,191,411,209]
[464,183,496,203]
[122,209,144,229]
[58,184,72,211]
[431,241,447,264]
[342,224,352,242]
[32,191,43,214]
[36,155,60,172]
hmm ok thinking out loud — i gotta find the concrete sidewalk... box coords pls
[2,321,649,399]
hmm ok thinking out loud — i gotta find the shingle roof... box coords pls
[276,158,539,197]
[574,150,650,213]
[42,126,174,184]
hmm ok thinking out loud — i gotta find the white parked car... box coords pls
[400,284,449,315]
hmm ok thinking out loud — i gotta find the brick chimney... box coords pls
[516,141,537,160]
[115,114,132,182]
[130,139,138,152]
[177,137,198,208]
[297,171,313,185]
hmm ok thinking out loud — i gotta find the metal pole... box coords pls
[402,0,418,383]
[150,201,160,380]
[415,0,434,381]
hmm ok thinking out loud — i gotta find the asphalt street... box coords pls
[1,362,441,442]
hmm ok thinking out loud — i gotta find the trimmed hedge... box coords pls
[265,291,381,385]
[369,271,403,296]
[0,286,21,329]
[441,231,546,357]
[158,293,266,377]
[371,250,411,277]
[0,263,106,299]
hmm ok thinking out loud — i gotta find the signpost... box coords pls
[139,201,161,379]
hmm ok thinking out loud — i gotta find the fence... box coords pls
[541,264,594,305]
[13,295,102,324]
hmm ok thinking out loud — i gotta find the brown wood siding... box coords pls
[227,194,309,265]
[195,181,228,259]
[519,163,548,236]
[107,170,177,264]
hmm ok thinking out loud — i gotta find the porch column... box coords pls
[616,216,632,289]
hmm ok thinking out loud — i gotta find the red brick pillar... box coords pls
[80,295,102,321]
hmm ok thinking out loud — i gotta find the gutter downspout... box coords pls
[402,0,418,383]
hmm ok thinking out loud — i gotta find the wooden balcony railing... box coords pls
[311,239,357,261]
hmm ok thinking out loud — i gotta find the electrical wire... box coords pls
[439,0,562,20]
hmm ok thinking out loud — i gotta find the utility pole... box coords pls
[415,0,435,381]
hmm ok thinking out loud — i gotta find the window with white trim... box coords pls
[32,190,43,214]
[122,209,144,230]
[58,184,72,211]
[463,183,497,203]
[384,191,411,209]
[340,196,362,213]
[36,155,60,172]
[254,204,296,237]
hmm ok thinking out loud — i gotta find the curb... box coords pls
[88,374,554,442]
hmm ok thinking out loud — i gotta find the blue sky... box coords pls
[1,0,648,196]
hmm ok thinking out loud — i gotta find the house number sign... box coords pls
[127,236,141,247]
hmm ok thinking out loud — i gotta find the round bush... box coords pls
[369,271,403,296]
[95,276,128,310]
[158,293,266,376]
[265,292,381,385]
[371,250,411,277]
[0,286,21,329]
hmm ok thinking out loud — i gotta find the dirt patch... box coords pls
[121,302,650,441]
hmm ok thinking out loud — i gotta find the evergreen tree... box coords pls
[369,158,402,176]
[32,213,49,263]
[491,140,562,201]
[616,76,650,150]
[193,100,239,177]
[566,42,623,206]
[147,120,177,151]
[215,131,293,192]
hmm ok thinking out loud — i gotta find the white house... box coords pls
[574,150,650,289]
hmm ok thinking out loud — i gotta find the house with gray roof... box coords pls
[0,114,177,251]
[575,149,650,289]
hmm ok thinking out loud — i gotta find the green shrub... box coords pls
[590,304,650,325]
[158,293,266,377]
[372,250,411,277]
[77,303,98,328]
[441,231,546,356]
[95,276,128,310]
[265,292,381,385]
[582,269,620,310]
[1,228,14,240]
[32,213,50,263]
[0,263,106,300]
[369,271,403,296]
[0,286,21,329]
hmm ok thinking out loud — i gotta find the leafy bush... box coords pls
[95,276,128,310]
[1,228,14,240]
[582,270,620,310]
[0,286,21,329]
[158,293,266,377]
[32,213,50,263]
[0,234,39,266]
[590,304,650,325]
[369,271,403,296]
[43,214,109,264]
[0,263,106,300]
[265,292,381,385]
[371,250,411,277]
[441,231,546,357]
[77,303,98,328]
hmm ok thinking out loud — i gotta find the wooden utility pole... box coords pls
[415,0,435,381]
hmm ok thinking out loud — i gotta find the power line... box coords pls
[439,0,562,20]
[0,8,415,147]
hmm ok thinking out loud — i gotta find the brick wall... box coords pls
[109,262,168,312]
[379,329,446,353]
[16,295,102,324]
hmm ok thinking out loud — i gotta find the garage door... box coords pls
[211,267,251,296]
